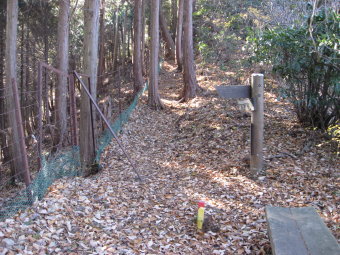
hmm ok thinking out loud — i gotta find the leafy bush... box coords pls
[193,1,263,63]
[248,7,339,129]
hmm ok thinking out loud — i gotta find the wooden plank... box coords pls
[266,206,340,255]
[216,85,251,99]
[291,207,340,255]
[266,207,309,255]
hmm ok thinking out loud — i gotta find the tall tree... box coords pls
[80,0,100,175]
[121,4,128,66]
[97,0,106,89]
[180,0,199,102]
[133,0,144,94]
[176,0,183,71]
[5,0,22,179]
[56,0,70,148]
[112,5,120,71]
[159,6,176,60]
[141,0,147,75]
[170,0,177,40]
[5,0,30,184]
[148,0,163,109]
[0,0,8,181]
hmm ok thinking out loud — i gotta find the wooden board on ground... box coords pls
[266,206,340,255]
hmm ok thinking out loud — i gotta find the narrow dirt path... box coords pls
[0,62,338,255]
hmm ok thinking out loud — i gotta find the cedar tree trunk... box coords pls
[159,5,176,60]
[97,0,106,90]
[56,0,70,148]
[170,0,177,40]
[180,0,199,102]
[148,0,163,109]
[5,0,26,180]
[133,0,144,94]
[80,0,100,175]
[112,7,119,71]
[176,0,183,71]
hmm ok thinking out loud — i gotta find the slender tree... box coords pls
[180,0,199,102]
[176,0,183,71]
[121,5,128,65]
[97,0,106,89]
[148,0,163,109]
[159,6,176,60]
[133,0,144,94]
[80,0,100,175]
[0,0,8,181]
[5,0,30,184]
[141,0,147,75]
[170,0,177,40]
[5,0,22,179]
[112,5,120,71]
[56,0,70,148]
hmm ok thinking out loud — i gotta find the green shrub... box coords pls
[248,8,339,129]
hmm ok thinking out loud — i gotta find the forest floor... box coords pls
[0,61,339,255]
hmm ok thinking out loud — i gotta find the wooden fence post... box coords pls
[37,62,43,169]
[250,73,264,177]
[69,74,78,146]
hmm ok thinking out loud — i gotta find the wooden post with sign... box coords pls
[250,74,264,177]
[216,73,264,178]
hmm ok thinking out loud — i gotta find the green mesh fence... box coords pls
[95,82,147,162]
[0,83,147,220]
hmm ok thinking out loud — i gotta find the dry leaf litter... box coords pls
[0,62,339,255]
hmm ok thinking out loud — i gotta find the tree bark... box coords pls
[121,7,127,65]
[0,1,8,181]
[170,0,177,40]
[24,15,31,137]
[127,23,131,59]
[20,20,24,110]
[5,0,30,184]
[133,0,144,94]
[112,7,119,71]
[148,0,163,110]
[176,0,184,71]
[141,0,146,75]
[56,0,70,148]
[159,4,176,60]
[180,0,199,102]
[97,0,106,90]
[80,0,100,175]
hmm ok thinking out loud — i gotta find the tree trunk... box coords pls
[0,1,8,181]
[148,0,163,110]
[180,0,198,102]
[159,4,176,60]
[24,15,31,137]
[141,0,146,76]
[176,0,184,71]
[170,0,177,40]
[133,0,144,94]
[127,24,131,59]
[80,0,100,175]
[97,0,106,90]
[56,0,70,148]
[121,7,127,66]
[43,30,50,126]
[20,20,24,110]
[5,0,30,184]
[112,7,119,71]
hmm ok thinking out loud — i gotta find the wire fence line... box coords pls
[0,62,144,220]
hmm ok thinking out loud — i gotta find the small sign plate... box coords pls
[216,85,251,99]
